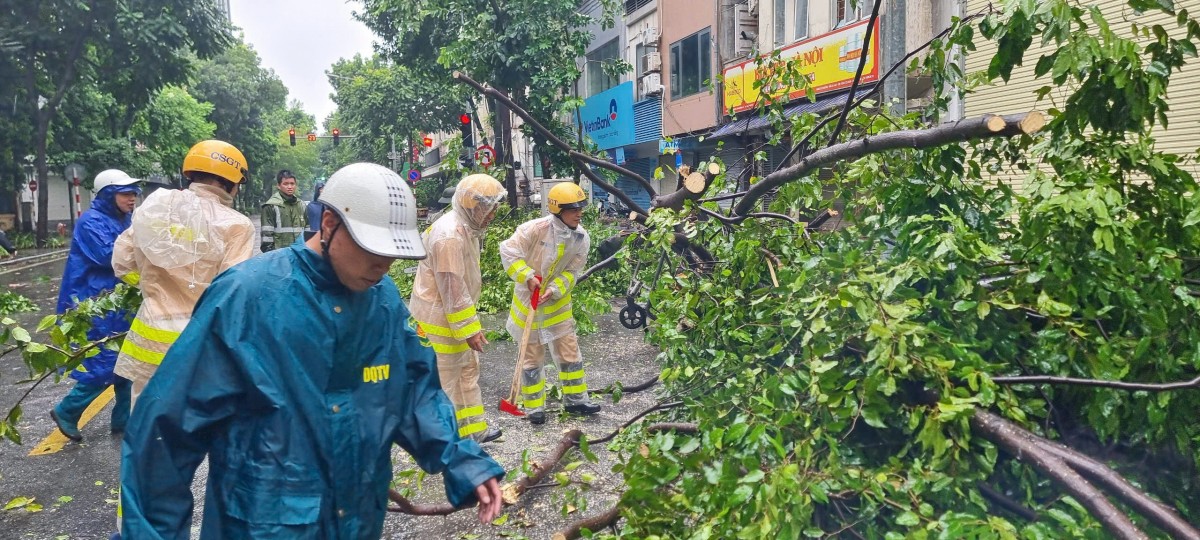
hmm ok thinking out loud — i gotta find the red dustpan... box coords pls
[499,286,539,417]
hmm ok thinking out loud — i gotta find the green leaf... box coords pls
[896,511,920,526]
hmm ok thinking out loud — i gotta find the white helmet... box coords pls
[318,163,426,259]
[93,169,140,193]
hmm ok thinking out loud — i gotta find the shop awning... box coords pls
[711,89,873,139]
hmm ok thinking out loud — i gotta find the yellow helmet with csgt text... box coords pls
[182,140,248,185]
[547,182,587,214]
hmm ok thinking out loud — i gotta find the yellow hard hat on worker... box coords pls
[182,140,249,185]
[547,182,587,215]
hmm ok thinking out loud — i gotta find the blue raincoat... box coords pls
[306,182,325,232]
[56,186,134,386]
[120,243,505,539]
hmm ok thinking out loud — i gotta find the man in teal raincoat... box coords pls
[120,163,505,538]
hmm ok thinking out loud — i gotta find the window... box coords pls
[834,0,865,28]
[586,39,620,97]
[774,0,786,47]
[794,0,809,40]
[635,43,646,82]
[669,28,711,100]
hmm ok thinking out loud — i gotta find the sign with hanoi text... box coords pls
[576,81,635,151]
[722,19,880,115]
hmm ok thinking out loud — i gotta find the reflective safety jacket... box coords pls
[112,183,255,388]
[409,205,488,354]
[120,243,505,539]
[57,188,133,386]
[260,190,306,251]
[499,215,590,344]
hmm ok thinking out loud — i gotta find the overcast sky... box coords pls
[230,0,377,130]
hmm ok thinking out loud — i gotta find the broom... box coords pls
[499,283,539,417]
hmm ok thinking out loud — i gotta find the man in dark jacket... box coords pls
[50,169,141,441]
[260,169,306,252]
[304,181,325,240]
[121,163,504,538]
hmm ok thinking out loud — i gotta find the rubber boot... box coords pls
[52,381,106,441]
[110,378,132,434]
[475,426,503,443]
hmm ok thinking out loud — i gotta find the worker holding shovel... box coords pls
[499,182,601,425]
[410,174,507,443]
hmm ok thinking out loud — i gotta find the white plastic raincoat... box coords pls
[409,175,505,440]
[112,183,255,404]
[499,215,590,344]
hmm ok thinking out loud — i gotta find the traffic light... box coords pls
[459,113,474,148]
[289,128,296,146]
[307,133,317,142]
[422,136,433,147]
[332,128,340,147]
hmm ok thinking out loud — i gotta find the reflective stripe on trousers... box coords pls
[435,348,488,440]
[519,333,591,413]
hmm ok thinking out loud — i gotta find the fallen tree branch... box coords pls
[387,492,459,516]
[454,71,656,207]
[1035,439,1200,539]
[731,112,1046,216]
[595,375,660,395]
[589,401,686,444]
[655,162,722,210]
[992,374,1200,392]
[976,482,1038,522]
[970,410,1148,539]
[553,504,622,540]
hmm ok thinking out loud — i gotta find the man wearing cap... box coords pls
[120,163,504,537]
[49,169,141,442]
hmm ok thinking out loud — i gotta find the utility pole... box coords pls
[389,134,400,171]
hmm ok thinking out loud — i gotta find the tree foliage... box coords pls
[1,0,231,243]
[191,41,288,204]
[130,85,217,178]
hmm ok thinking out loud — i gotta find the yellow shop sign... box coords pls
[723,19,880,115]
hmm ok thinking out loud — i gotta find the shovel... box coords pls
[499,283,540,417]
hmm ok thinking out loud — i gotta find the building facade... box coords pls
[962,0,1200,190]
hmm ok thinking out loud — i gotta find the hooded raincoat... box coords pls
[499,215,593,412]
[409,175,505,440]
[57,186,135,386]
[120,243,505,539]
[260,190,306,251]
[112,182,255,404]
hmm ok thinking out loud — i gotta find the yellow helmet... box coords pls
[547,182,587,214]
[182,140,248,184]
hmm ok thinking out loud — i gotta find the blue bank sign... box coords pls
[577,81,634,151]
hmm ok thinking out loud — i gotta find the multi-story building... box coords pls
[963,0,1200,189]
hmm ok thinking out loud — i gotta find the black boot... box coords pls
[478,427,503,443]
[528,411,546,425]
[564,402,601,416]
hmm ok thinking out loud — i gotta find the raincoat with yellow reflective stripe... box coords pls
[408,197,490,353]
[499,215,589,344]
[112,183,255,397]
[120,243,504,539]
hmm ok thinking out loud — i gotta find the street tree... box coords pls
[1,0,231,245]
[264,101,323,192]
[190,40,288,204]
[386,0,1200,537]
[355,0,624,206]
[129,86,217,179]
[327,54,465,172]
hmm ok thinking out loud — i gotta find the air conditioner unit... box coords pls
[640,51,662,73]
[747,0,759,15]
[644,26,660,43]
[640,73,663,96]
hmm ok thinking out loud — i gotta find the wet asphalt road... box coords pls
[0,249,662,539]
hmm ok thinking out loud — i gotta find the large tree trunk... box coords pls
[34,117,50,247]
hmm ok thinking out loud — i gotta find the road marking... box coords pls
[28,386,115,456]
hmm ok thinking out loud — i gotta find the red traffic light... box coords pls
[422,136,433,147]
[332,128,340,136]
[459,114,471,124]
[288,128,295,135]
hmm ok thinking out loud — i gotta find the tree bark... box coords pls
[730,112,1045,216]
[970,410,1148,540]
[553,504,622,540]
